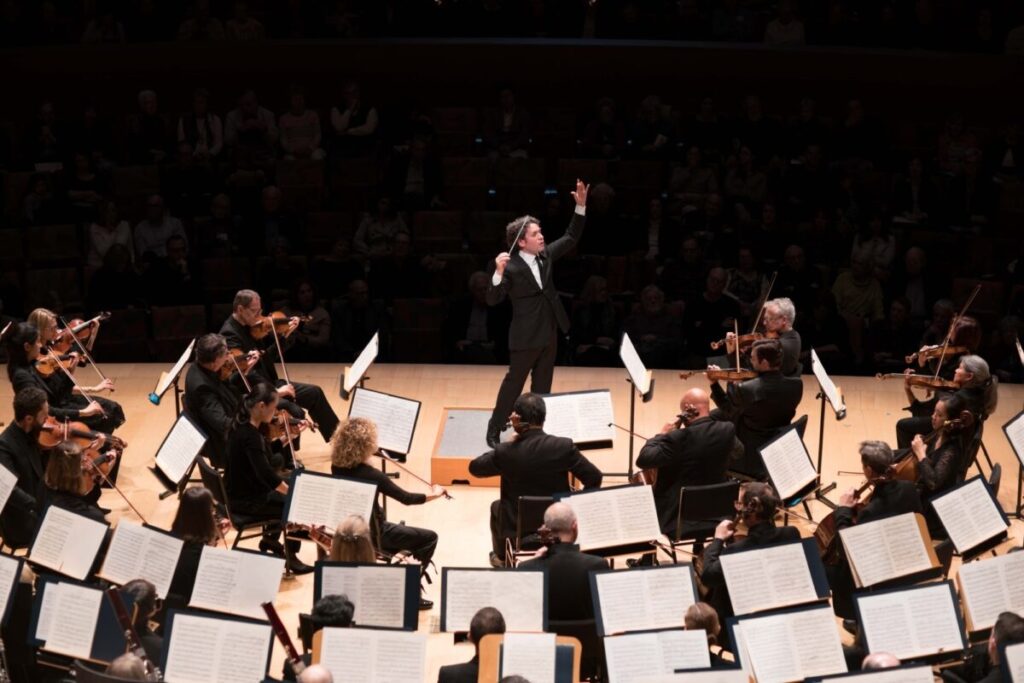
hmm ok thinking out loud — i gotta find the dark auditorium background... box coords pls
[1,0,1023,381]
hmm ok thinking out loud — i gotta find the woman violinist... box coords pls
[911,393,971,502]
[167,487,230,610]
[43,440,108,522]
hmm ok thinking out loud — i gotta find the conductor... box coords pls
[485,179,589,447]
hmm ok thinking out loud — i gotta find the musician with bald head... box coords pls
[636,387,743,538]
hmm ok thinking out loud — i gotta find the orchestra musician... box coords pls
[636,387,742,539]
[118,579,163,663]
[723,297,802,376]
[328,514,377,563]
[106,653,148,679]
[330,417,447,609]
[43,440,107,522]
[974,612,1024,683]
[0,387,49,548]
[282,597,355,681]
[168,487,226,608]
[437,607,506,683]
[911,393,970,498]
[684,603,728,669]
[220,289,340,443]
[469,392,603,567]
[183,333,244,468]
[708,338,803,479]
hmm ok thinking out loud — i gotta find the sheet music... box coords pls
[594,565,697,635]
[541,390,615,444]
[163,612,273,683]
[0,554,20,624]
[1016,337,1024,368]
[317,627,426,683]
[0,462,16,514]
[154,414,207,484]
[35,582,58,642]
[857,583,963,660]
[348,388,419,454]
[99,522,184,598]
[930,478,1006,553]
[1005,641,1024,682]
[619,333,651,395]
[319,564,407,628]
[737,605,847,683]
[41,582,102,659]
[1005,411,1024,467]
[811,349,845,415]
[286,472,376,530]
[603,629,710,683]
[958,552,1024,631]
[436,409,491,457]
[839,513,933,587]
[720,541,818,615]
[189,546,285,620]
[28,506,108,580]
[155,338,196,397]
[443,569,545,632]
[759,428,817,500]
[502,632,557,683]
[567,485,661,551]
[646,672,748,683]
[344,332,379,394]
[810,666,935,683]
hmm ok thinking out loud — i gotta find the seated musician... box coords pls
[43,440,107,522]
[636,387,742,539]
[168,486,226,607]
[225,383,312,575]
[517,502,607,621]
[330,417,447,609]
[976,612,1024,683]
[183,333,244,468]
[862,652,900,670]
[708,339,803,479]
[764,297,802,377]
[470,392,603,567]
[685,602,728,668]
[437,607,507,683]
[911,393,970,498]
[329,514,376,563]
[699,482,799,639]
[0,387,49,548]
[106,653,148,679]
[119,579,163,663]
[298,665,334,683]
[283,595,354,682]
[220,289,340,442]
[896,353,997,448]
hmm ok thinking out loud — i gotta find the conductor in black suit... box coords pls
[470,392,603,566]
[436,607,506,683]
[708,338,803,479]
[485,180,589,447]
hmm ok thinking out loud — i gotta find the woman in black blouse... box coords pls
[225,383,312,575]
[43,441,107,523]
[912,393,969,497]
[330,417,447,609]
[168,486,224,607]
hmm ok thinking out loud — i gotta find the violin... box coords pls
[249,312,312,340]
[815,479,875,565]
[262,409,309,444]
[218,348,260,381]
[709,332,764,352]
[38,416,127,451]
[874,372,960,391]
[905,345,971,368]
[51,312,110,355]
[630,405,700,486]
[679,368,758,382]
[34,352,80,377]
[286,522,334,553]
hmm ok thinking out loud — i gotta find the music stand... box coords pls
[148,338,195,417]
[615,332,654,479]
[1001,409,1024,519]
[339,332,379,401]
[809,349,844,509]
[150,413,207,500]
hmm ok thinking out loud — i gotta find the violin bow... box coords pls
[46,348,107,417]
[733,319,742,370]
[268,319,319,432]
[372,449,452,499]
[932,284,981,381]
[281,412,306,470]
[748,270,778,335]
[1015,335,1024,369]
[87,452,148,525]
[59,315,111,389]
[229,352,253,393]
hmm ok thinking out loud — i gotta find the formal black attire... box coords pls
[0,423,46,548]
[709,370,803,479]
[469,429,602,560]
[895,380,988,449]
[485,208,586,440]
[331,463,438,575]
[220,315,339,442]
[183,363,241,468]
[166,539,204,608]
[9,365,124,434]
[45,488,107,523]
[636,416,741,538]
[777,328,802,377]
[518,542,607,621]
[437,656,479,683]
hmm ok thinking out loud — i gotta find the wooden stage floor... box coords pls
[6,363,1022,680]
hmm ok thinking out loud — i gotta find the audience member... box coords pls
[134,194,187,261]
[87,200,133,269]
[331,279,389,361]
[764,0,805,45]
[284,279,332,362]
[177,87,224,161]
[330,80,379,157]
[127,89,170,164]
[87,243,145,310]
[143,234,203,305]
[443,271,511,365]
[569,275,619,367]
[482,87,531,159]
[353,196,408,258]
[684,267,740,365]
[623,285,681,368]
[311,238,364,302]
[279,85,326,161]
[225,89,278,167]
[580,97,625,159]
[226,1,265,41]
[384,138,444,210]
[200,193,243,257]
[177,0,225,41]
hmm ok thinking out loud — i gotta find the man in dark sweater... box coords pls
[437,607,506,683]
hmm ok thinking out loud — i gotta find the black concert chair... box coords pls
[298,612,316,654]
[667,480,741,563]
[791,414,809,439]
[504,495,554,567]
[963,420,988,479]
[548,618,603,682]
[989,462,1002,499]
[0,519,31,555]
[71,660,146,683]
[195,457,275,549]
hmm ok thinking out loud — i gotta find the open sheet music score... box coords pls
[811,349,846,417]
[1003,641,1024,682]
[342,331,379,398]
[591,564,697,636]
[839,512,937,588]
[501,632,557,683]
[154,337,196,399]
[758,427,818,501]
[929,476,1008,555]
[315,562,416,630]
[441,568,546,633]
[806,665,936,682]
[34,580,104,660]
[1003,410,1024,469]
[855,581,966,661]
[720,539,825,615]
[562,484,661,552]
[188,546,284,620]
[348,387,420,454]
[162,610,273,683]
[647,672,749,683]
[98,522,184,598]
[732,604,847,683]
[619,332,652,397]
[0,462,16,515]
[315,626,426,683]
[154,413,207,485]
[0,554,22,627]
[957,551,1024,633]
[28,505,108,580]
[539,389,615,445]
[603,629,710,683]
[285,470,376,531]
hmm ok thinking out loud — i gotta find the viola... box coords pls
[218,348,260,381]
[680,368,758,383]
[33,352,80,377]
[905,345,971,367]
[38,416,126,451]
[874,372,960,391]
[286,522,334,552]
[262,410,308,444]
[51,312,110,354]
[709,332,763,353]
[249,312,312,340]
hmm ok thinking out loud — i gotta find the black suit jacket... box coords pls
[437,656,479,683]
[487,211,585,351]
[835,479,922,530]
[183,363,241,468]
[518,542,608,621]
[219,315,280,385]
[0,423,45,547]
[710,370,803,477]
[636,416,741,537]
[469,429,602,540]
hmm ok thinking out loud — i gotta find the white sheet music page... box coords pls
[619,333,651,395]
[1005,411,1024,466]
[344,332,379,394]
[319,564,407,628]
[603,629,710,683]
[1005,641,1024,682]
[349,388,419,454]
[568,485,661,551]
[856,583,963,660]
[317,627,426,683]
[839,513,932,587]
[502,632,556,683]
[739,606,847,683]
[958,551,1024,631]
[287,471,376,530]
[541,390,615,444]
[646,672,749,683]
[0,462,17,514]
[818,666,936,683]
[154,414,207,484]
[28,506,108,580]
[0,554,20,624]
[156,338,196,397]
[189,546,285,620]
[594,565,697,635]
[98,522,184,598]
[164,612,272,683]
[41,582,102,660]
[759,428,817,500]
[443,569,545,632]
[721,541,818,615]
[811,349,844,414]
[930,478,1006,553]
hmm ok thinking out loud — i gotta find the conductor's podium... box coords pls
[430,407,499,486]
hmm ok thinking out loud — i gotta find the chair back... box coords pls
[513,495,554,551]
[549,618,602,681]
[298,612,316,653]
[675,480,740,543]
[195,457,234,521]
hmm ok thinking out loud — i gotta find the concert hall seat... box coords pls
[306,211,356,253]
[391,298,446,362]
[150,304,208,360]
[432,107,478,155]
[25,267,83,311]
[493,158,546,212]
[201,257,253,303]
[26,224,81,266]
[90,308,149,362]
[557,159,608,189]
[466,211,513,253]
[412,211,464,253]
[330,158,382,212]
[1,171,33,220]
[441,157,490,210]
[0,229,23,268]
[548,618,602,682]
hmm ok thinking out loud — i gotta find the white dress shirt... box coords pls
[492,205,585,286]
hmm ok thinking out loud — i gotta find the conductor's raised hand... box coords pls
[495,252,510,276]
[571,178,589,207]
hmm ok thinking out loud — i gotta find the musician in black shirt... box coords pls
[0,387,49,547]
